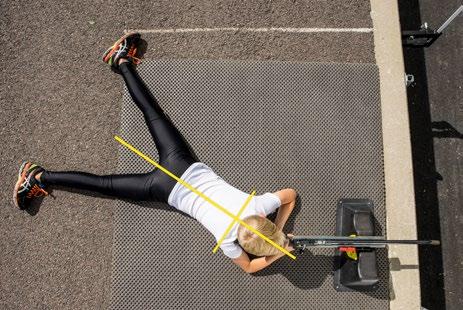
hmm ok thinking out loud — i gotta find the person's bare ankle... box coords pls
[35,172,43,182]
[118,58,129,65]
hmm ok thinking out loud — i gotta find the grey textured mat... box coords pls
[111,60,388,309]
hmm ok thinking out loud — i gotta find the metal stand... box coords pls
[333,199,379,291]
[402,5,462,47]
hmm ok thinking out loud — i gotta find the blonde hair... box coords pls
[237,215,287,256]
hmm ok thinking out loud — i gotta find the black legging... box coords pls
[41,62,198,202]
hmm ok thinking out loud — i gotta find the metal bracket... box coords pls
[402,5,462,48]
[402,23,441,47]
[405,74,415,87]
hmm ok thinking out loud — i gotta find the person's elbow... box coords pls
[282,188,297,202]
[242,264,256,274]
[276,188,297,205]
[240,262,263,274]
[287,188,297,201]
[242,261,271,274]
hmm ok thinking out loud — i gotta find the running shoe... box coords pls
[102,32,146,74]
[13,161,49,210]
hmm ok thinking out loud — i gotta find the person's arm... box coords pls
[273,188,297,231]
[232,241,294,274]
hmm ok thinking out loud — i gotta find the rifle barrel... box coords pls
[291,236,440,248]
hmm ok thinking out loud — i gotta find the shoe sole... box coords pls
[13,161,31,209]
[102,32,140,63]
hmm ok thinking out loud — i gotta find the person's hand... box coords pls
[283,237,294,252]
[285,233,295,252]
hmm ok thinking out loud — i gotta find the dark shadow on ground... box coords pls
[431,121,463,139]
[252,250,333,289]
[389,257,419,272]
[398,1,446,308]
[26,193,48,216]
[251,247,388,300]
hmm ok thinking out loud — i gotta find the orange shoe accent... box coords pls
[21,162,32,179]
[127,46,141,65]
[26,184,49,198]
[128,46,137,56]
[12,162,34,208]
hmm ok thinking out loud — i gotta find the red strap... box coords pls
[339,247,356,252]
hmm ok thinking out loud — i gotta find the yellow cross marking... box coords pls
[212,190,256,254]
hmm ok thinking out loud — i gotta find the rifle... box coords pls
[291,235,440,254]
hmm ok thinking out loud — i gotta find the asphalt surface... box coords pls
[399,1,462,309]
[1,1,374,309]
[414,2,463,309]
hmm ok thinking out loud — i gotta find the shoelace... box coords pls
[127,45,141,64]
[26,184,49,198]
[114,39,127,62]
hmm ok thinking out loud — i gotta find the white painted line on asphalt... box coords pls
[125,27,373,34]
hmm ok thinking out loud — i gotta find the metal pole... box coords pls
[437,5,463,33]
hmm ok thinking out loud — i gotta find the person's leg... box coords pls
[31,60,198,203]
[119,60,197,163]
[39,170,161,201]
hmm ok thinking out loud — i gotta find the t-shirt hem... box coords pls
[222,247,243,259]
[167,162,206,206]
[267,192,282,207]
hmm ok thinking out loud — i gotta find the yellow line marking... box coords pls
[114,136,296,260]
[212,190,256,254]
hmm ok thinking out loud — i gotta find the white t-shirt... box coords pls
[168,162,282,259]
